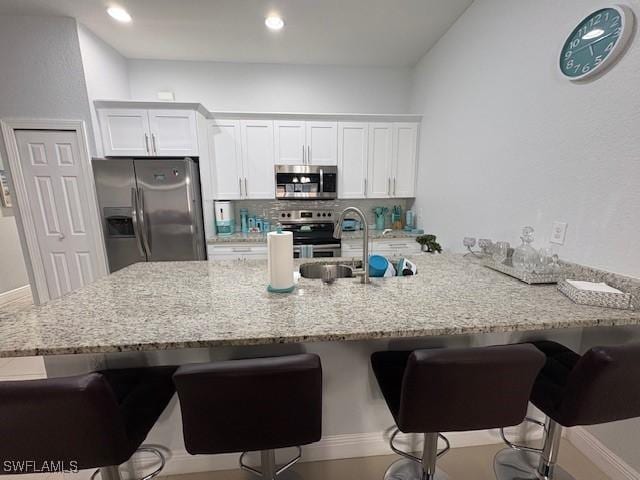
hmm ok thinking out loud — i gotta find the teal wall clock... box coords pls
[560,5,635,80]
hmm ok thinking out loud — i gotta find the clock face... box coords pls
[560,6,634,80]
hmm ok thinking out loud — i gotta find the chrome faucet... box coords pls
[334,207,370,284]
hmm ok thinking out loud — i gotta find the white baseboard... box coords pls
[133,428,526,476]
[0,285,31,307]
[566,427,640,480]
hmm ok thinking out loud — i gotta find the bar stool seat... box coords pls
[496,340,640,480]
[173,353,322,479]
[372,344,545,480]
[0,366,177,479]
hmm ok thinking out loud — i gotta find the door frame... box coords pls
[0,118,108,304]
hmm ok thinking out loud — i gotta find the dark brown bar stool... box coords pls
[173,353,322,479]
[497,340,640,480]
[0,366,177,480]
[371,344,545,480]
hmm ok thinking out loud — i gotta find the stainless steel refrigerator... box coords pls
[92,157,206,272]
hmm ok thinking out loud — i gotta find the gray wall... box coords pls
[411,0,640,279]
[128,59,413,113]
[409,0,640,470]
[0,15,95,295]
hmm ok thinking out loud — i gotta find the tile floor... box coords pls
[164,440,609,480]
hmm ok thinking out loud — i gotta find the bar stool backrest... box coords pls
[558,343,640,426]
[397,344,545,433]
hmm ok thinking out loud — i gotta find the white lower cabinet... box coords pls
[208,243,268,260]
[341,238,421,258]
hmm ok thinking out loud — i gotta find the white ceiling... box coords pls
[0,0,472,67]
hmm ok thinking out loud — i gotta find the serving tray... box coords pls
[483,259,563,285]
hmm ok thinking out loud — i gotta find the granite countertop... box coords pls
[1,254,638,358]
[207,230,418,244]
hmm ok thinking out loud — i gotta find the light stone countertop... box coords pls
[207,230,419,244]
[0,254,638,358]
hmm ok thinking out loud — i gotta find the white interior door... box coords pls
[148,109,198,157]
[306,121,337,165]
[338,122,368,199]
[367,123,393,198]
[209,120,243,200]
[98,108,150,157]
[240,120,275,199]
[392,123,418,198]
[274,121,306,165]
[14,129,106,301]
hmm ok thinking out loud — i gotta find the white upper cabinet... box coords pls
[306,121,337,165]
[240,120,276,199]
[391,123,418,198]
[367,123,393,198]
[98,109,150,157]
[208,120,243,200]
[274,121,306,165]
[97,108,199,157]
[148,109,198,157]
[273,120,337,166]
[337,121,419,200]
[337,123,368,199]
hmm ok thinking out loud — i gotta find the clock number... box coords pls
[573,63,582,73]
[605,41,615,52]
[611,15,620,27]
[613,27,622,37]
[582,64,591,73]
[594,55,604,66]
[564,50,572,59]
[566,59,574,69]
[592,13,602,25]
[571,38,580,48]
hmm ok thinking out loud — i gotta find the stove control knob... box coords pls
[281,213,286,218]
[287,213,292,218]
[317,212,321,217]
[327,213,332,217]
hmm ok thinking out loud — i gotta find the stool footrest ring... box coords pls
[239,447,302,478]
[500,417,545,455]
[389,429,450,464]
[91,446,165,480]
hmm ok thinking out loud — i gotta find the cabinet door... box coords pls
[240,120,275,199]
[337,122,368,199]
[98,108,150,157]
[209,120,243,199]
[148,109,198,156]
[274,121,306,165]
[392,123,418,198]
[367,123,393,198]
[306,121,337,165]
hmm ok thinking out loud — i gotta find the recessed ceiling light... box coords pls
[265,15,284,31]
[107,6,132,23]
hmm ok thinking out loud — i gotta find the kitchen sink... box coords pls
[299,262,355,281]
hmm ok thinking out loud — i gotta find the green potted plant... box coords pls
[416,234,442,253]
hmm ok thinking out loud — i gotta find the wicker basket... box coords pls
[558,280,632,310]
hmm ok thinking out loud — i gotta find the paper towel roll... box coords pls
[267,230,294,293]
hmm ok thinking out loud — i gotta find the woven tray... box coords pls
[558,280,632,310]
[483,260,563,285]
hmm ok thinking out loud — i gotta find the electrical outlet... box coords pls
[550,221,568,245]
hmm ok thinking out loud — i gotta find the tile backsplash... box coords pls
[212,198,415,231]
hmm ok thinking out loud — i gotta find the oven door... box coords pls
[275,165,337,199]
[293,244,342,258]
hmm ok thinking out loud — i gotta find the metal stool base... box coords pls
[494,449,576,480]
[383,458,449,480]
[241,469,302,480]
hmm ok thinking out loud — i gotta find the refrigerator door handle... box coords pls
[131,188,146,257]
[137,186,152,256]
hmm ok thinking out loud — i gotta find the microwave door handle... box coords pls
[131,188,146,257]
[137,187,152,256]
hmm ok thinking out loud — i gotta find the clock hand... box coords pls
[573,31,615,53]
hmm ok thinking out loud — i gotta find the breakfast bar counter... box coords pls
[1,254,638,358]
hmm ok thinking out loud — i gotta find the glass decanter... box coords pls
[512,226,538,273]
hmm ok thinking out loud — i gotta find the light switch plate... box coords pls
[550,221,568,245]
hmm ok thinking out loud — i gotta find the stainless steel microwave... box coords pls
[275,165,337,200]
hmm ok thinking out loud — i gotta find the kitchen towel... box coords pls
[267,229,294,293]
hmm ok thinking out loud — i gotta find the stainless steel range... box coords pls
[277,209,341,258]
